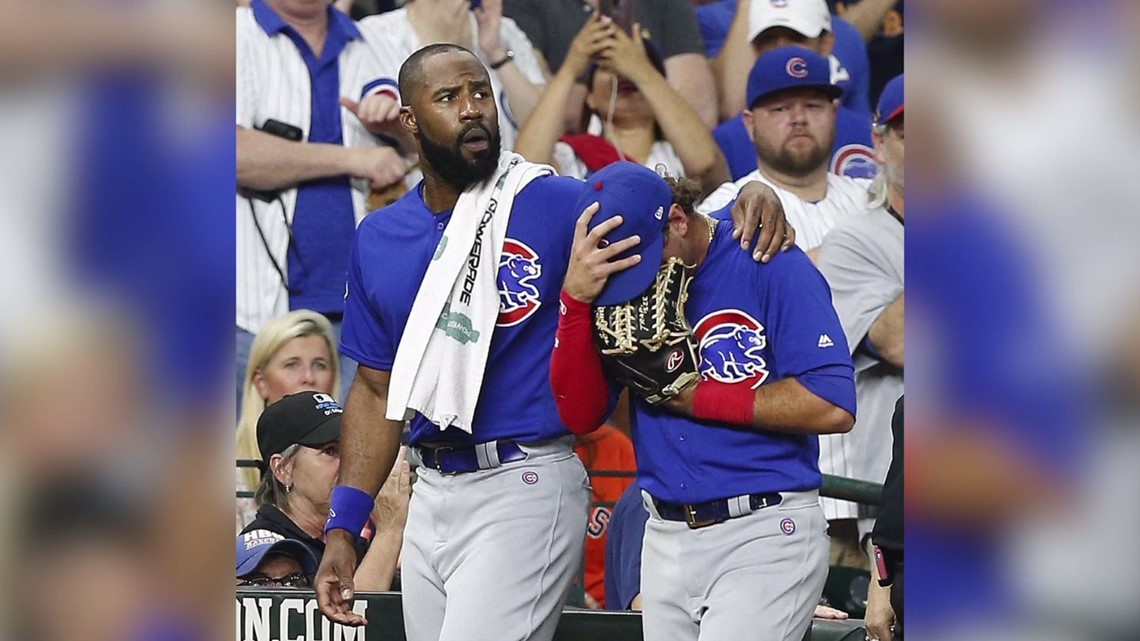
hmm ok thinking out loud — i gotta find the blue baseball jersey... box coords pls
[340,176,585,447]
[713,107,875,181]
[630,215,856,505]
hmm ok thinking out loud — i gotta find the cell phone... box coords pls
[259,118,303,142]
[240,119,304,202]
[599,0,637,34]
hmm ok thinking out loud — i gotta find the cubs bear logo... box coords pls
[498,239,543,326]
[830,144,878,180]
[694,309,770,388]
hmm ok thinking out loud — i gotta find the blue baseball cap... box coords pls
[875,74,904,126]
[237,529,318,577]
[746,45,842,109]
[573,162,673,306]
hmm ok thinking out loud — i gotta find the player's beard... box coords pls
[755,128,835,177]
[417,122,501,189]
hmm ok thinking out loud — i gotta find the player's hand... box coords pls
[373,446,411,532]
[731,181,795,262]
[812,604,849,620]
[341,93,401,135]
[347,146,410,190]
[864,582,895,641]
[563,13,617,78]
[661,380,697,416]
[474,0,505,60]
[563,202,643,303]
[315,529,368,627]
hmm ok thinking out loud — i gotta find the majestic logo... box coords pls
[498,239,543,326]
[694,309,770,389]
[785,57,809,79]
[817,334,834,348]
[830,143,878,180]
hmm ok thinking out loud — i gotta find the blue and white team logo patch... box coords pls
[694,310,771,389]
[521,470,540,485]
[780,518,796,535]
[830,144,878,180]
[498,239,543,327]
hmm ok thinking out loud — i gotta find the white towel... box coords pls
[386,152,554,432]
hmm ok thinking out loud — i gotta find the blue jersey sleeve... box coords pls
[603,484,650,610]
[762,249,857,416]
[339,234,395,371]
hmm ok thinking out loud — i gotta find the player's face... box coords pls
[586,68,652,122]
[874,118,904,190]
[405,52,501,188]
[254,334,335,405]
[288,440,341,515]
[746,88,836,178]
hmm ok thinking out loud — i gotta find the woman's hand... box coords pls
[562,13,618,79]
[595,22,655,85]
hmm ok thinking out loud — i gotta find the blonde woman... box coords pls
[237,310,341,528]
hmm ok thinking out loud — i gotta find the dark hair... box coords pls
[664,175,702,216]
[398,43,475,105]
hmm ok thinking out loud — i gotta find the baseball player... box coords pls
[312,45,794,641]
[699,46,871,256]
[550,164,857,641]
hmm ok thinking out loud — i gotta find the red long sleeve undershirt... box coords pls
[550,291,612,435]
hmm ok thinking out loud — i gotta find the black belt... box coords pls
[654,492,783,529]
[416,440,528,475]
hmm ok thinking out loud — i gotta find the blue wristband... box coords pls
[325,486,374,537]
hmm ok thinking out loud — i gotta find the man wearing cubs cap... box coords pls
[712,0,877,181]
[712,0,871,122]
[701,46,873,259]
[551,160,856,641]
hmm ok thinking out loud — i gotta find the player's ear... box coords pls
[400,105,418,135]
[666,203,689,236]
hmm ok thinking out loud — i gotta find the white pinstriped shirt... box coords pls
[236,4,396,334]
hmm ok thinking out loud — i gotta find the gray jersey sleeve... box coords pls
[816,216,903,356]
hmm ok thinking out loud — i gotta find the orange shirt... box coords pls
[574,424,637,606]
